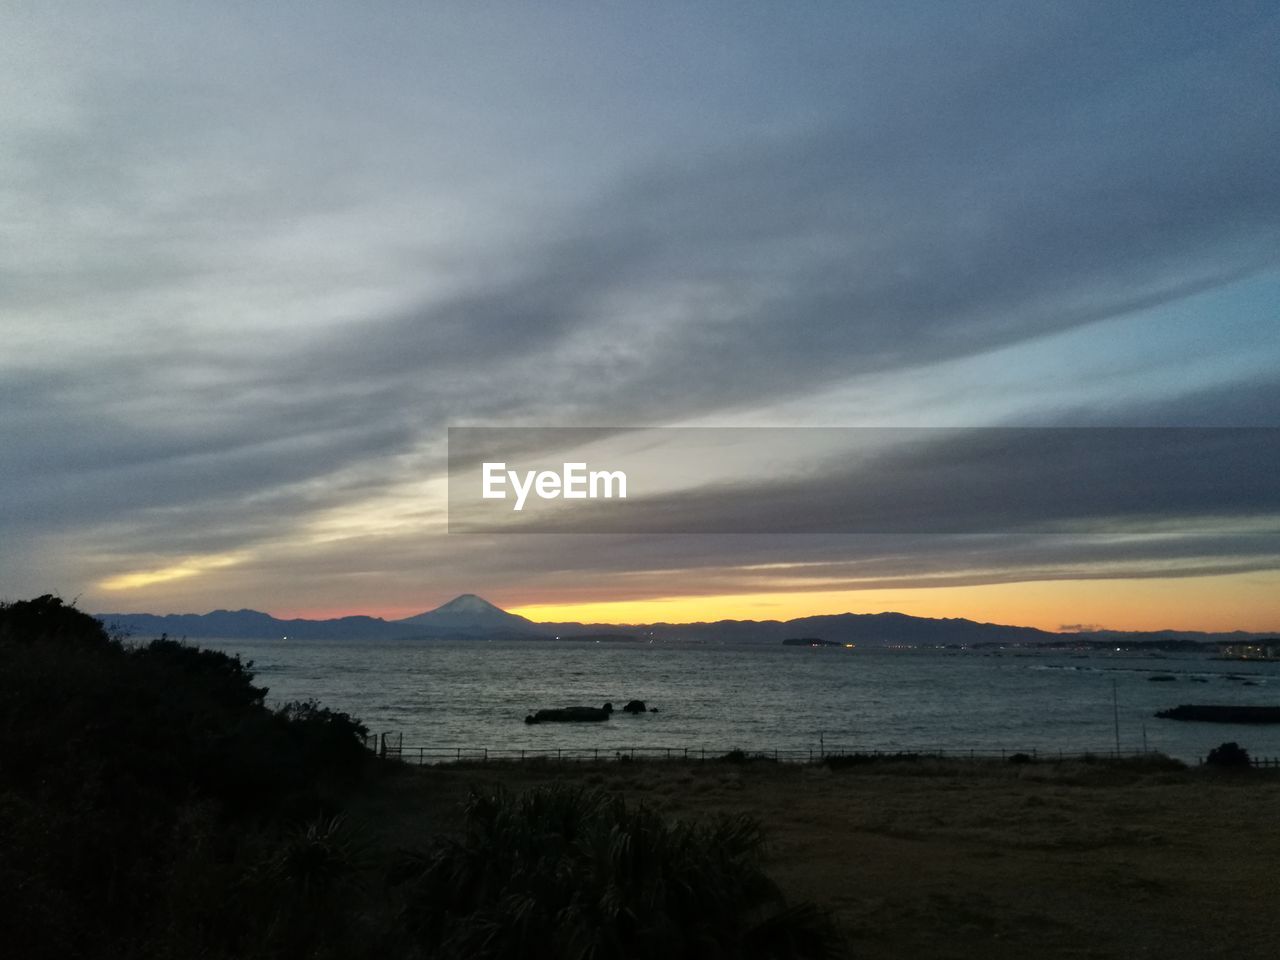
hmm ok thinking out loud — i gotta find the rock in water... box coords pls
[1155,704,1280,724]
[524,703,614,724]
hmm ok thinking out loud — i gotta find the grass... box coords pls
[351,755,1280,960]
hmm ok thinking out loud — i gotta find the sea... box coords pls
[199,637,1280,765]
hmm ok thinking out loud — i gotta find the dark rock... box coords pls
[1155,704,1280,724]
[622,699,647,714]
[523,703,614,724]
[1148,675,1177,682]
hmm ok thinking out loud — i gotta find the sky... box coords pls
[2,1,1279,631]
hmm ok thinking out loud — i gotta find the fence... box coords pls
[362,738,1158,767]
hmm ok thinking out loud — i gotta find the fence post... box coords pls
[419,747,424,765]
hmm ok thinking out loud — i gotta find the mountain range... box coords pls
[94,594,1273,647]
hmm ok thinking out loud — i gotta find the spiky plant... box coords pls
[394,784,842,959]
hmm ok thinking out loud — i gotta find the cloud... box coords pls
[2,2,1279,612]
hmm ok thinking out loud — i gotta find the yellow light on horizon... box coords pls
[508,570,1280,633]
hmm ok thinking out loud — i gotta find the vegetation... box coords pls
[0,596,837,959]
[0,595,373,958]
[394,783,841,959]
[1205,741,1252,769]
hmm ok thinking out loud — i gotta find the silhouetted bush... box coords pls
[394,784,842,959]
[0,597,380,958]
[0,593,110,644]
[278,698,371,784]
[132,633,267,708]
[1205,741,1251,769]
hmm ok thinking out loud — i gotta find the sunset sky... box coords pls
[3,2,1279,632]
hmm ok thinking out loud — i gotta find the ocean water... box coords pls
[198,637,1280,764]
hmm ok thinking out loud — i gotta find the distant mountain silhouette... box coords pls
[96,608,408,641]
[543,611,1054,646]
[96,595,1272,645]
[398,593,546,637]
[98,594,548,641]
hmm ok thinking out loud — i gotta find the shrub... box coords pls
[0,594,109,645]
[0,597,379,958]
[394,784,842,959]
[278,699,371,783]
[132,634,266,709]
[1205,741,1251,769]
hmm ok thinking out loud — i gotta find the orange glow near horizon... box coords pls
[506,571,1280,633]
[110,571,1280,634]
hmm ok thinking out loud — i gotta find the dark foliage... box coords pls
[0,598,375,959]
[1205,741,1251,769]
[394,784,843,960]
[278,698,371,784]
[0,594,109,645]
[0,597,835,960]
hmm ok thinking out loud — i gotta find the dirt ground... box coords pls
[351,756,1280,959]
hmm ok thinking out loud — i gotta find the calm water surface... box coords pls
[199,638,1280,763]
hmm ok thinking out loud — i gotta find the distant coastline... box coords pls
[96,594,1279,649]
